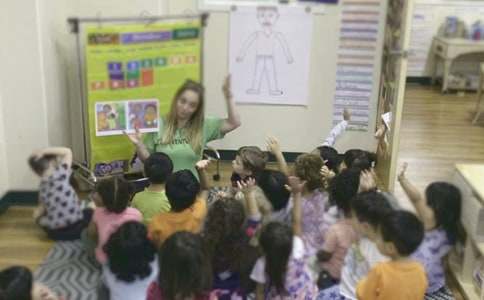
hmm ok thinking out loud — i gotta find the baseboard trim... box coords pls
[0,191,38,214]
[406,77,433,85]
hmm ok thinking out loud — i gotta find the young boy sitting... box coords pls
[131,152,173,224]
[148,169,207,248]
[357,210,427,300]
[28,147,92,241]
[318,191,392,300]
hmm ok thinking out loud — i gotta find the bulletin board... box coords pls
[70,15,206,176]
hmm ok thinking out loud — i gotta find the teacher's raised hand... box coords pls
[220,74,241,135]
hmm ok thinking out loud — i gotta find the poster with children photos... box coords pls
[229,5,313,106]
[95,99,159,136]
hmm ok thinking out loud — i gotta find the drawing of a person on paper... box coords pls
[236,6,294,96]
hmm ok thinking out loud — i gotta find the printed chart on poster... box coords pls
[229,6,313,106]
[85,19,201,174]
[332,0,384,131]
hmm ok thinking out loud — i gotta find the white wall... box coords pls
[168,0,383,153]
[0,0,49,191]
[408,0,484,77]
[0,0,165,191]
[0,91,9,198]
[1,0,385,191]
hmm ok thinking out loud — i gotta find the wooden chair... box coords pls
[473,63,484,124]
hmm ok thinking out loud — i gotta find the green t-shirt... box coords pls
[143,116,225,179]
[131,189,171,224]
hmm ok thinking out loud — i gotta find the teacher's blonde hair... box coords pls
[162,80,205,154]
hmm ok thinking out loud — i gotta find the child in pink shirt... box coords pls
[86,177,142,264]
[317,169,360,289]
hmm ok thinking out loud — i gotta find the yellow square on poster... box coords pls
[84,19,202,175]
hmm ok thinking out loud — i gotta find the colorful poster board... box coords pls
[332,0,385,131]
[85,19,202,175]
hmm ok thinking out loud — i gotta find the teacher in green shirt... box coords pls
[125,75,240,178]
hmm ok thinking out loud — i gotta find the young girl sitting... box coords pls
[102,221,158,300]
[250,176,319,299]
[292,153,332,255]
[0,266,63,300]
[28,147,92,241]
[85,177,142,264]
[317,169,360,289]
[398,163,462,299]
[203,178,261,299]
[147,231,213,300]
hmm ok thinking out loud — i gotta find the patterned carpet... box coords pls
[34,240,102,300]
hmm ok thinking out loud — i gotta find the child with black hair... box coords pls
[131,152,173,224]
[317,191,392,300]
[203,178,261,299]
[148,169,207,248]
[257,169,291,223]
[398,163,462,299]
[340,149,376,172]
[357,210,427,300]
[316,169,360,289]
[28,147,92,241]
[85,177,142,264]
[315,109,351,186]
[250,176,319,299]
[0,266,62,300]
[147,231,213,300]
[102,221,158,300]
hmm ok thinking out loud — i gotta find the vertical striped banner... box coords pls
[333,0,384,130]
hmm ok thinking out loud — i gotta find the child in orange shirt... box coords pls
[148,169,207,248]
[357,210,427,300]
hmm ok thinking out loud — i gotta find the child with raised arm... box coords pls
[398,163,461,299]
[28,147,92,240]
[250,176,318,299]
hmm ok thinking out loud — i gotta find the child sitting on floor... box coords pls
[250,176,319,299]
[85,177,142,264]
[131,152,173,224]
[398,163,462,299]
[0,266,63,300]
[102,221,158,300]
[148,169,207,248]
[28,147,92,241]
[357,210,427,300]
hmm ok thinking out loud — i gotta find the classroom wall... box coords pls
[0,0,50,192]
[408,0,484,77]
[0,0,166,191]
[0,0,385,191]
[0,91,9,198]
[167,0,383,153]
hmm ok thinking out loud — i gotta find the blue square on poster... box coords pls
[127,61,140,71]
[108,62,123,71]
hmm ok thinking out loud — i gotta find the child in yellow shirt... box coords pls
[148,169,207,248]
[357,210,427,300]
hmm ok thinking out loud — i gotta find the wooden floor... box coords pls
[0,84,483,300]
[0,206,53,271]
[394,84,484,206]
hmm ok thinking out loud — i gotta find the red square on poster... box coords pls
[141,69,154,86]
[109,80,125,90]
